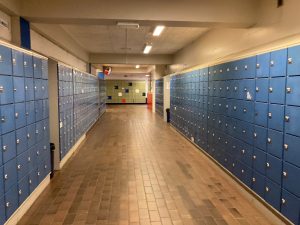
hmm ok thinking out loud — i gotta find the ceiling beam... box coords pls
[19,0,258,28]
[90,54,173,65]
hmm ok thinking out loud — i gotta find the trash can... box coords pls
[166,108,170,123]
[50,143,55,178]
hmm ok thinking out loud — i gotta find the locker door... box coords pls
[252,170,266,198]
[0,104,15,134]
[266,154,282,185]
[0,165,3,197]
[286,76,300,106]
[35,120,44,143]
[253,126,267,151]
[267,129,283,159]
[253,148,267,175]
[29,169,38,193]
[270,49,287,77]
[33,57,42,79]
[256,53,270,78]
[287,45,300,76]
[2,131,16,163]
[240,101,254,123]
[34,79,42,100]
[285,106,300,136]
[239,142,253,167]
[0,76,14,105]
[41,59,48,80]
[16,150,29,181]
[24,54,33,77]
[27,124,36,148]
[16,127,27,155]
[0,45,12,75]
[12,49,24,77]
[284,134,300,168]
[268,104,284,131]
[269,77,286,104]
[264,179,281,210]
[18,175,29,206]
[4,184,18,219]
[282,162,300,197]
[42,79,48,99]
[35,100,43,122]
[254,102,268,127]
[0,195,4,225]
[15,102,26,129]
[43,99,49,119]
[25,78,34,101]
[25,101,35,125]
[13,77,25,103]
[241,79,255,100]
[3,158,17,192]
[240,56,256,79]
[281,190,300,225]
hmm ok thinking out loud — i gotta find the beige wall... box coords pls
[174,0,300,70]
[0,9,11,41]
[31,29,88,71]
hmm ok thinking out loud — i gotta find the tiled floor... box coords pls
[18,105,274,225]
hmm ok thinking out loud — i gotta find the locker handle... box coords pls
[4,174,8,179]
[235,66,238,71]
[16,139,20,144]
[3,145,7,151]
[6,202,10,208]
[241,169,244,173]
[13,88,17,92]
[25,86,28,90]
[242,130,246,134]
[17,164,21,170]
[256,63,260,69]
[15,112,19,118]
[227,68,230,72]
[244,65,248,70]
[0,85,4,93]
[267,138,272,143]
[268,113,272,118]
[270,60,274,66]
[266,162,270,168]
[265,187,269,192]
[0,55,3,62]
[252,177,256,182]
[284,144,289,150]
[1,116,5,122]
[28,156,31,162]
[24,61,27,66]
[269,87,273,93]
[288,57,293,64]
[254,133,257,138]
[286,87,292,93]
[241,149,245,154]
[283,171,288,177]
[282,199,286,204]
[29,179,32,184]
[285,116,290,122]
[19,190,22,195]
[37,172,40,176]
[243,108,247,113]
[26,112,29,116]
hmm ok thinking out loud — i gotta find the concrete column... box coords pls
[10,16,21,46]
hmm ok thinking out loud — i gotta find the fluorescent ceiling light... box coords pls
[117,22,139,29]
[153,26,165,36]
[145,74,150,77]
[143,45,152,54]
[135,65,140,69]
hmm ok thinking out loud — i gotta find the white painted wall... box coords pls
[163,75,170,122]
[174,0,300,69]
[31,29,88,71]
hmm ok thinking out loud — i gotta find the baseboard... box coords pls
[59,134,86,169]
[4,175,50,225]
[169,125,293,225]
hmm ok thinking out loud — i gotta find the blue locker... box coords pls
[35,121,44,143]
[42,79,48,99]
[42,99,49,119]
[23,54,33,78]
[41,59,48,80]
[252,170,265,198]
[239,163,253,187]
[16,127,27,155]
[15,102,26,129]
[0,45,12,75]
[284,134,300,168]
[2,131,16,163]
[29,169,38,193]
[281,189,300,225]
[287,45,300,76]
[0,76,14,105]
[268,104,284,131]
[254,102,268,127]
[266,154,282,185]
[264,179,281,210]
[267,129,283,159]
[269,77,286,104]
[4,184,18,219]
[255,78,269,102]
[3,158,17,192]
[270,49,287,77]
[285,106,300,137]
[28,145,36,172]
[256,53,270,78]
[0,166,3,197]
[18,175,29,206]
[253,148,267,175]
[282,162,300,197]
[35,100,43,122]
[254,126,267,151]
[16,150,29,181]
[27,124,36,148]
[238,142,253,167]
[13,77,25,103]
[34,79,42,100]
[240,57,256,79]
[25,78,34,101]
[1,104,15,134]
[240,101,254,123]
[12,50,24,77]
[0,195,4,225]
[33,57,42,79]
[286,76,300,106]
[241,79,255,100]
[25,101,35,125]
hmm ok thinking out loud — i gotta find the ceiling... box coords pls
[61,25,208,54]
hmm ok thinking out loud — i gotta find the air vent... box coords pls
[0,18,9,29]
[277,0,283,7]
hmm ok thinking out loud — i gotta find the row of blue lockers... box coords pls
[0,43,50,225]
[171,75,300,106]
[155,79,164,117]
[170,44,300,225]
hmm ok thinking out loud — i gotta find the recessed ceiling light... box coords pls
[145,74,150,77]
[153,26,165,36]
[136,65,140,69]
[143,45,152,54]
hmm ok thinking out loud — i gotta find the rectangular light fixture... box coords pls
[153,25,165,36]
[143,45,152,54]
[117,22,140,29]
[135,65,140,69]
